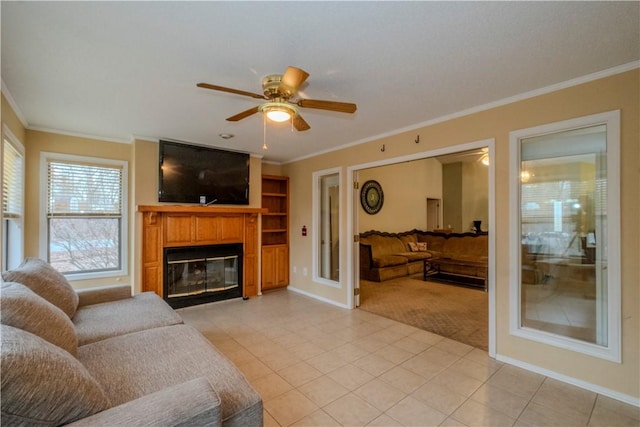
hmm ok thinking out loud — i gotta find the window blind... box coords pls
[2,139,23,219]
[47,160,123,216]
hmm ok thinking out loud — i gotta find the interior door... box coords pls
[353,172,361,307]
[426,198,441,231]
[329,186,340,281]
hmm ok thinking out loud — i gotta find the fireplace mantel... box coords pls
[138,205,267,215]
[138,205,267,300]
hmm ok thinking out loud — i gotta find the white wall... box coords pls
[358,158,442,233]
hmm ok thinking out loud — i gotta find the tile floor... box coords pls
[177,290,639,427]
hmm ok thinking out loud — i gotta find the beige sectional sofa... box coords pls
[359,229,489,286]
[1,258,262,426]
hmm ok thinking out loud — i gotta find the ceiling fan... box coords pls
[197,66,357,131]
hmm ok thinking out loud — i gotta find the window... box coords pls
[312,168,342,286]
[2,127,25,271]
[41,153,128,279]
[509,111,620,362]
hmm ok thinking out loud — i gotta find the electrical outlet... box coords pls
[303,267,308,276]
[292,266,297,274]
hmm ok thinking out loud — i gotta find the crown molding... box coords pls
[130,135,159,143]
[28,126,131,144]
[1,80,29,128]
[282,60,640,165]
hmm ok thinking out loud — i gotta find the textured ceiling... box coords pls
[2,1,638,163]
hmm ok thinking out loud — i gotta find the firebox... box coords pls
[163,244,243,308]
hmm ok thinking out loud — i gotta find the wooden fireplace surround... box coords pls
[138,205,266,298]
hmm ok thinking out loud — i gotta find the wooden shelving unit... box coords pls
[261,175,289,291]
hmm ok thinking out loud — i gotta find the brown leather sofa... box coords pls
[359,229,489,283]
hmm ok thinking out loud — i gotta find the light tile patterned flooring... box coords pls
[177,290,639,427]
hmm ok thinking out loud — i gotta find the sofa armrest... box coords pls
[76,284,132,307]
[66,378,221,427]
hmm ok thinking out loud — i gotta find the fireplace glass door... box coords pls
[164,243,243,307]
[167,255,239,298]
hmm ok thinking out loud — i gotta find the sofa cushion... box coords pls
[66,378,222,427]
[1,282,78,355]
[442,235,488,257]
[2,258,79,318]
[0,325,111,426]
[398,233,417,250]
[396,252,432,262]
[73,292,183,346]
[373,255,409,268]
[362,235,407,258]
[419,234,446,252]
[78,324,262,426]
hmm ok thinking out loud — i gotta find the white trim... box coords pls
[1,124,26,270]
[312,167,343,289]
[283,61,639,165]
[486,140,496,358]
[130,135,159,143]
[1,80,29,128]
[508,110,621,363]
[346,139,497,358]
[496,354,640,408]
[39,152,129,280]
[287,285,350,309]
[1,125,25,155]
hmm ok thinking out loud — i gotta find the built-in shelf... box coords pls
[261,175,289,290]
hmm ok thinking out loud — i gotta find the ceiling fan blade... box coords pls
[296,99,357,114]
[292,114,310,131]
[226,106,260,121]
[197,83,266,100]
[281,66,309,91]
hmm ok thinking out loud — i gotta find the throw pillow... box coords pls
[408,242,428,252]
[0,325,111,425]
[1,282,78,356]
[2,258,79,318]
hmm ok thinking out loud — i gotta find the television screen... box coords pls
[158,140,249,205]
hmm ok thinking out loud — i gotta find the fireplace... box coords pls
[164,244,243,308]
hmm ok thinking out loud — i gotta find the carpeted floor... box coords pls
[359,275,488,350]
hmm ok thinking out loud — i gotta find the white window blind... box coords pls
[43,154,127,276]
[2,139,24,219]
[47,161,122,217]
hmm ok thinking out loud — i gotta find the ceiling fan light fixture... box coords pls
[260,102,298,123]
[266,109,291,122]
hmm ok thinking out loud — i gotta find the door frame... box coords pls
[346,139,497,357]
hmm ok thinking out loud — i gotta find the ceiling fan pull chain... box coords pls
[262,114,268,150]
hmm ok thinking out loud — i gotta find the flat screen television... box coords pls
[158,140,249,205]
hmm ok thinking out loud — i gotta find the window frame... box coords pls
[39,152,128,280]
[1,125,25,271]
[508,110,621,362]
[312,167,343,288]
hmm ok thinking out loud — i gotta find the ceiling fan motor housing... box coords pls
[262,74,295,99]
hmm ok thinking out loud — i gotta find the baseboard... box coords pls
[496,354,640,408]
[286,286,351,309]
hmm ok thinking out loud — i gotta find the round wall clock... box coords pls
[360,180,384,214]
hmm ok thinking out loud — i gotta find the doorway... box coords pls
[426,198,441,231]
[348,140,496,356]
